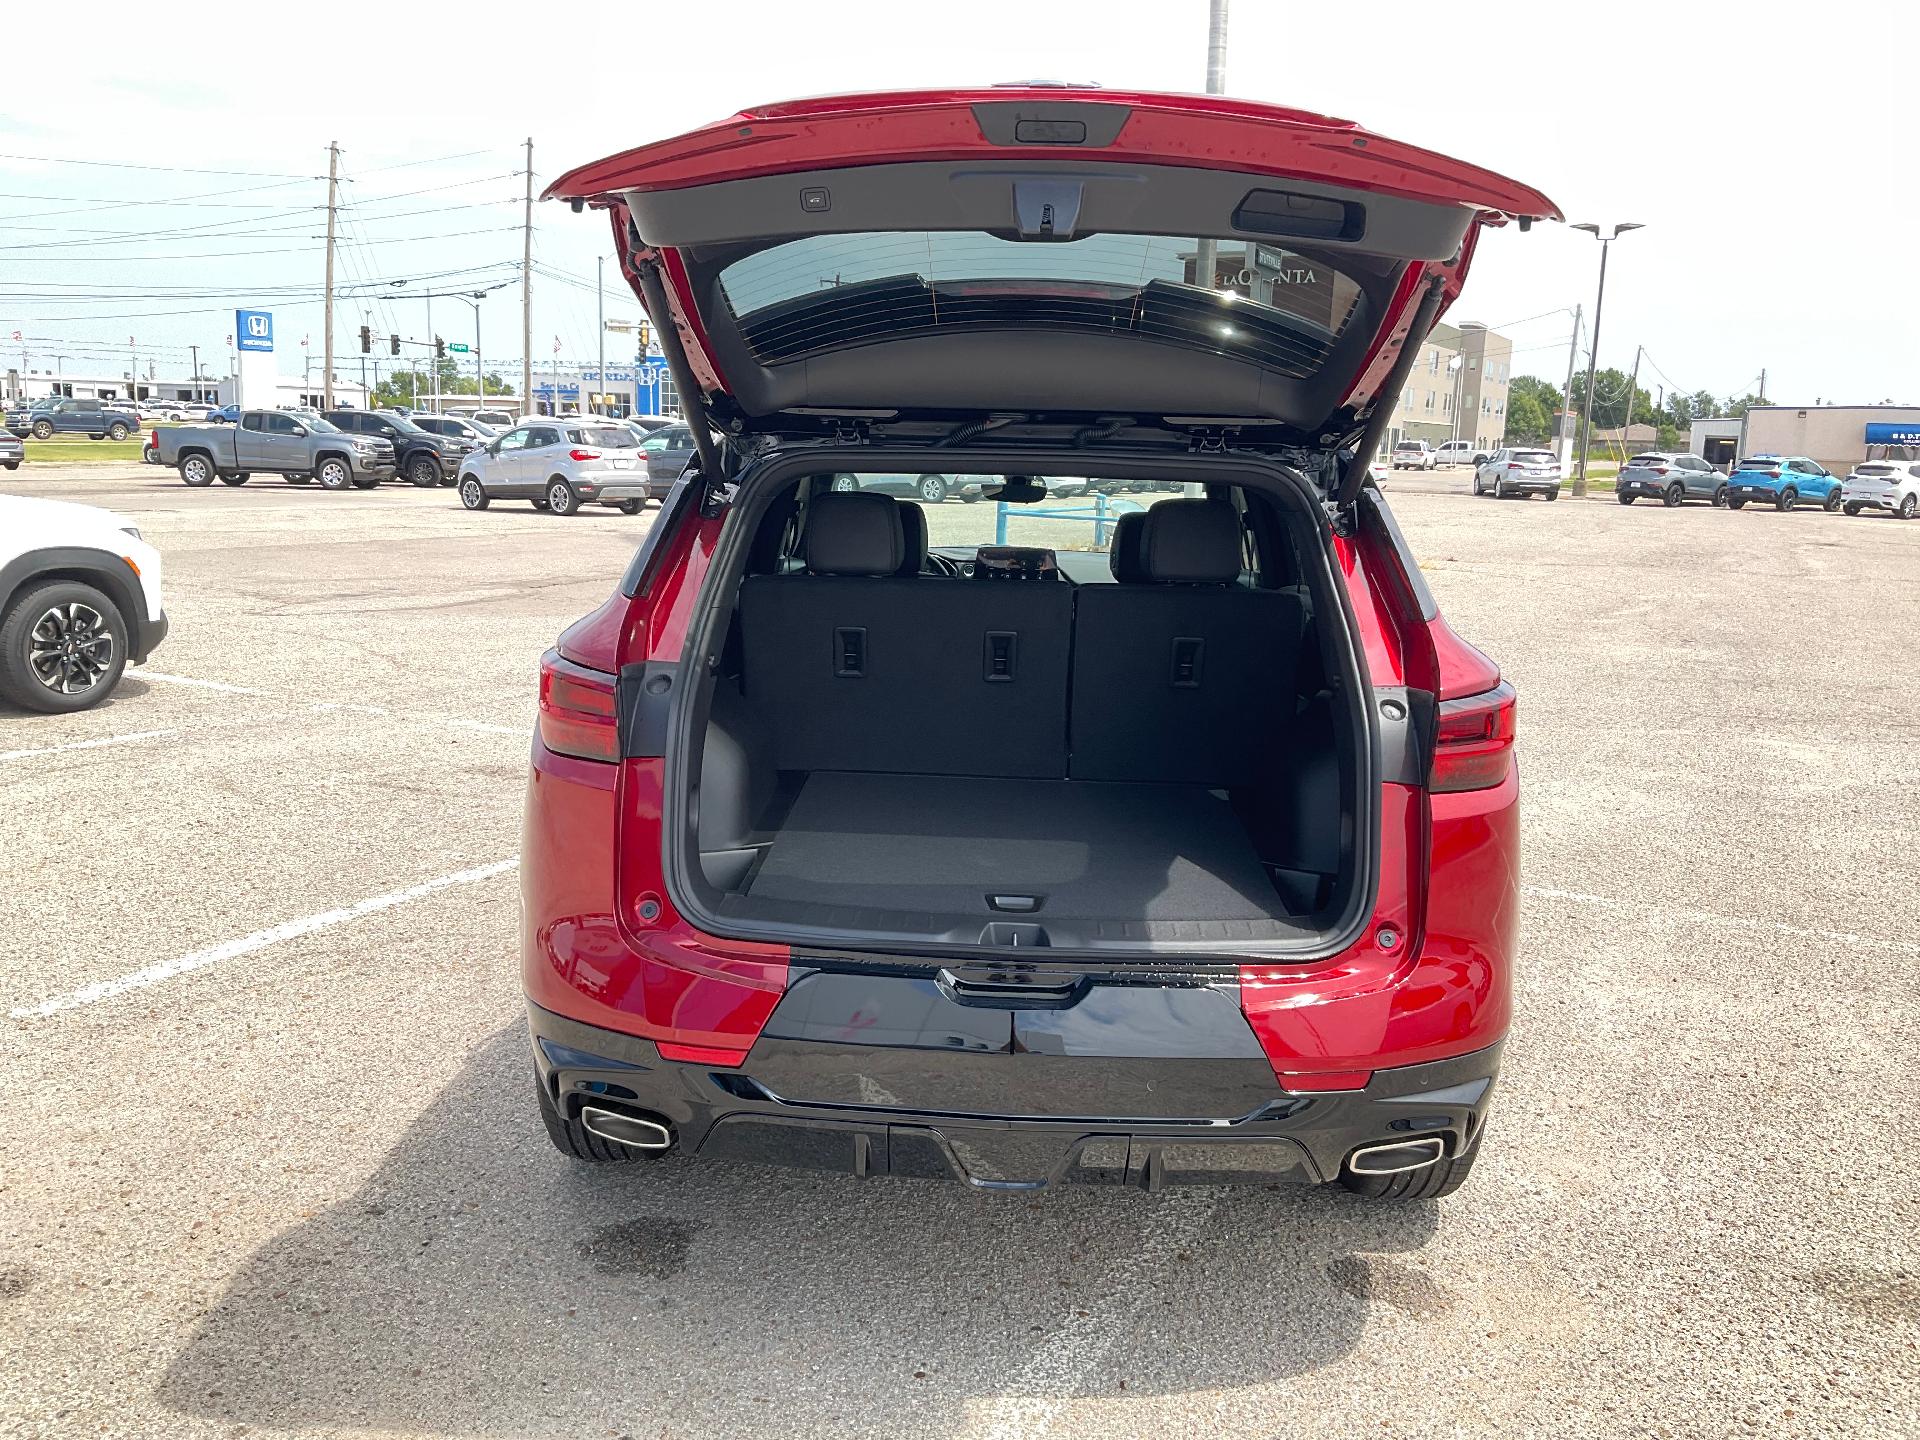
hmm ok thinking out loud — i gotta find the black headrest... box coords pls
[1108,509,1150,583]
[895,502,928,576]
[806,491,904,576]
[1140,499,1242,584]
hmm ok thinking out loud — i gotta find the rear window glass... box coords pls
[1394,441,1422,451]
[1510,450,1555,464]
[1854,465,1894,477]
[1626,454,1667,467]
[1738,458,1780,469]
[717,232,1365,379]
[582,426,638,448]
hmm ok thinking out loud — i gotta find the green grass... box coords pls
[19,434,147,464]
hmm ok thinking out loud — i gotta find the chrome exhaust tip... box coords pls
[1347,1135,1446,1176]
[580,1106,674,1151]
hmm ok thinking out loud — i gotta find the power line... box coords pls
[0,150,314,179]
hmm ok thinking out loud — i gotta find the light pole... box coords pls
[1447,353,1465,445]
[1571,222,1644,495]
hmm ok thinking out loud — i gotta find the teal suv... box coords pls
[1725,455,1842,512]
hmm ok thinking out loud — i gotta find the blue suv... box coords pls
[1725,455,1842,512]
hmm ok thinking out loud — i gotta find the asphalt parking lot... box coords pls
[3,464,1917,1440]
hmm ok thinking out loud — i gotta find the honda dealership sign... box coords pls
[235,310,274,353]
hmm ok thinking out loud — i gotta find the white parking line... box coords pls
[0,729,176,763]
[139,671,262,694]
[1522,884,1920,956]
[9,857,520,1021]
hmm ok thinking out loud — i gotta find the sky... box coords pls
[3,0,1914,408]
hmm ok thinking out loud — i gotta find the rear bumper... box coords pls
[1728,484,1780,502]
[527,999,1502,1191]
[574,476,651,501]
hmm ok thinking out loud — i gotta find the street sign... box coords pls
[447,342,471,354]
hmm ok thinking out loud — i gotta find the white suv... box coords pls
[1391,440,1436,470]
[0,494,167,712]
[1842,460,1920,519]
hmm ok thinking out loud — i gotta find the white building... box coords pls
[4,369,368,410]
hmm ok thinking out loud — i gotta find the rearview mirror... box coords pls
[986,476,1048,504]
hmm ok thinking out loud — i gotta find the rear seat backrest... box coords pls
[1070,499,1304,787]
[739,491,1072,778]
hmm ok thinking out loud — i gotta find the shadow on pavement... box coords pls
[158,1022,1440,1438]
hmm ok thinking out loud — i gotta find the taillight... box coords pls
[538,649,618,762]
[1430,681,1516,793]
[1651,467,1668,476]
[568,448,600,462]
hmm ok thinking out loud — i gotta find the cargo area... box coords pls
[669,470,1368,954]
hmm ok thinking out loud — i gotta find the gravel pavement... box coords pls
[2,464,1915,1439]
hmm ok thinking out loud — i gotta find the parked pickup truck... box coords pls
[6,397,140,441]
[155,409,397,490]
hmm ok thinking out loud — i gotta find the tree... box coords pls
[1723,393,1769,418]
[1505,390,1553,445]
[1567,368,1655,431]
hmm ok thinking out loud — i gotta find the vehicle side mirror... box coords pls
[290,425,307,437]
[487,441,501,456]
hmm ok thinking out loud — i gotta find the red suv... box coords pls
[523,89,1553,1200]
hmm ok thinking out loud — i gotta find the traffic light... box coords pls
[434,336,446,359]
[358,325,371,354]
[389,334,400,356]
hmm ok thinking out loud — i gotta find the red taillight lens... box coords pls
[1651,467,1668,476]
[538,649,618,762]
[149,428,159,447]
[568,448,600,462]
[1430,681,1516,793]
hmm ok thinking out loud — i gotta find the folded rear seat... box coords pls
[1070,499,1304,787]
[738,491,1073,778]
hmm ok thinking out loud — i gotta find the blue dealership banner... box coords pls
[236,310,274,352]
[1864,422,1920,445]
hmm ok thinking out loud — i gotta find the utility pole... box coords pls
[597,256,606,418]
[1558,303,1581,470]
[1192,0,1228,294]
[522,137,534,419]
[1758,368,1766,402]
[190,344,200,400]
[1623,344,1643,454]
[323,141,339,409]
[1187,0,1228,501]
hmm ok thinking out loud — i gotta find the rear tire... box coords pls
[1663,482,1683,507]
[1844,502,1862,516]
[917,473,948,503]
[218,474,248,486]
[534,1073,649,1164]
[1823,488,1843,513]
[107,422,130,442]
[1618,492,1634,505]
[1776,487,1796,512]
[545,479,579,516]
[617,498,644,515]
[1713,486,1729,507]
[1546,487,1560,501]
[1728,497,1747,510]
[179,454,215,487]
[1340,1137,1482,1200]
[831,474,858,492]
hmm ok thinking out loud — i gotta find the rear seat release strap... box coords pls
[1170,636,1204,688]
[834,627,866,678]
[984,631,1017,683]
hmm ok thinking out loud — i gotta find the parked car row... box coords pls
[1616,452,1915,517]
[1393,438,1490,470]
[5,397,140,441]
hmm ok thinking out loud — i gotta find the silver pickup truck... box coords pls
[155,409,397,490]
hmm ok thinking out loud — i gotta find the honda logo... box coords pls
[245,315,269,338]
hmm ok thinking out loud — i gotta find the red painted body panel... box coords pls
[550,88,1557,424]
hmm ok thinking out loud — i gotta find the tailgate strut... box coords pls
[631,253,727,491]
[1337,275,1446,512]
